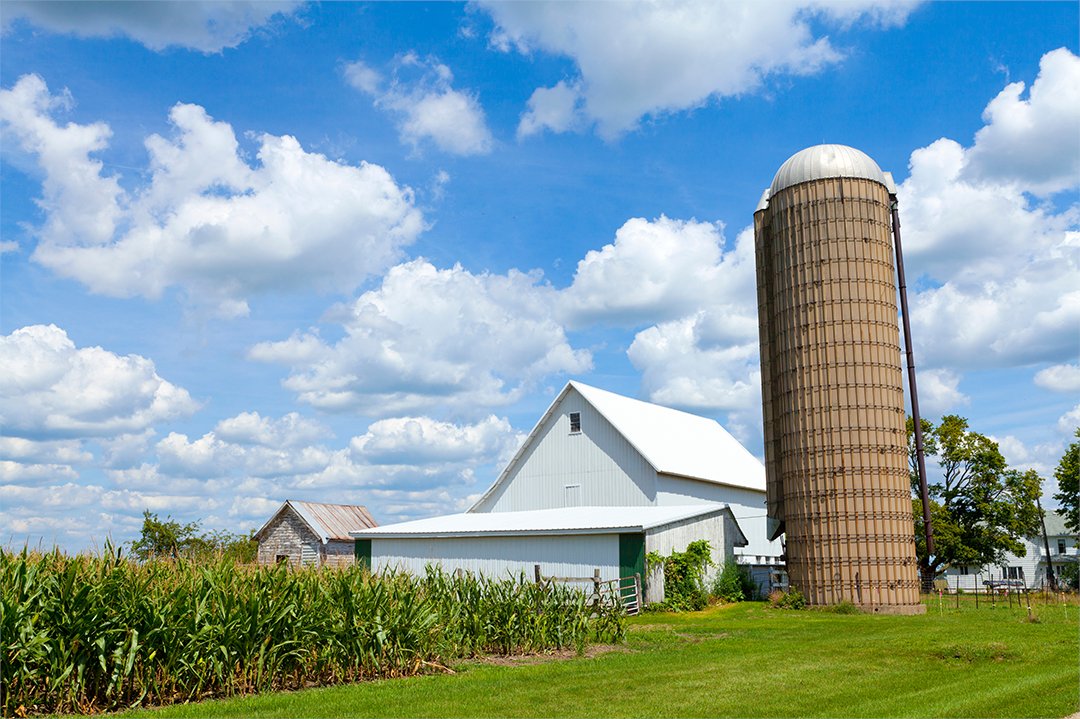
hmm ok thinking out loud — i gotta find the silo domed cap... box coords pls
[769,144,895,195]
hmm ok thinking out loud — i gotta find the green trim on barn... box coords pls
[619,533,645,579]
[354,539,371,569]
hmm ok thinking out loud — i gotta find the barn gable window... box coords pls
[569,412,581,433]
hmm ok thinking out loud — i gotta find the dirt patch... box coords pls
[470,644,630,667]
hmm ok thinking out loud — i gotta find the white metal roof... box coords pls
[353,504,746,545]
[768,144,894,195]
[469,381,765,512]
[570,381,765,491]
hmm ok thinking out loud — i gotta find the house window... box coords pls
[1006,566,1022,580]
[569,412,581,433]
[1059,540,1067,555]
[957,565,969,575]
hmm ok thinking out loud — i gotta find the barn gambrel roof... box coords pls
[471,381,765,511]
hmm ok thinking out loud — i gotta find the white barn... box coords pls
[472,382,784,588]
[355,381,784,597]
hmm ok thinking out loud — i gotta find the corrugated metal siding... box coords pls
[656,475,784,564]
[476,390,655,512]
[371,534,622,581]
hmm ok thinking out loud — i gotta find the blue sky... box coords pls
[1,1,1077,552]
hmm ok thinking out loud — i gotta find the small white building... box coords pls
[255,500,377,567]
[354,504,746,604]
[942,510,1078,591]
[356,381,784,598]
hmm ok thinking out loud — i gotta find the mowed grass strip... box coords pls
[124,597,1080,718]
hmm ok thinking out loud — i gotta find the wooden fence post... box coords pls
[635,572,642,611]
[534,564,541,584]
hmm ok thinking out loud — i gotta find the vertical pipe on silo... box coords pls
[890,196,934,589]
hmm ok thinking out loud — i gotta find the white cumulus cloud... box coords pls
[627,311,760,414]
[1,74,425,316]
[964,48,1080,196]
[213,411,329,448]
[560,216,733,329]
[0,324,198,440]
[914,368,969,416]
[1035,363,1080,393]
[1,1,304,53]
[898,49,1080,372]
[345,54,494,156]
[351,415,523,466]
[479,0,919,138]
[250,258,591,415]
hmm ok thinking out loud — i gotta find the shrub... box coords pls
[1057,562,1079,591]
[767,587,806,610]
[647,540,712,612]
[711,561,758,603]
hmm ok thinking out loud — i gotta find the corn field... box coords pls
[0,547,625,716]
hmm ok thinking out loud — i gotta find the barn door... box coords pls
[619,533,645,580]
[354,539,371,570]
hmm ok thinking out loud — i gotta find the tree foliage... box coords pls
[908,415,1041,577]
[1053,428,1079,537]
[128,510,256,563]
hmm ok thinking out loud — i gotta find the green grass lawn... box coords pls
[123,596,1079,718]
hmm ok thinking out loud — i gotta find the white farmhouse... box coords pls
[355,382,784,597]
[943,510,1078,591]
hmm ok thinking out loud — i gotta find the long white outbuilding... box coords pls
[353,381,784,597]
[354,504,746,602]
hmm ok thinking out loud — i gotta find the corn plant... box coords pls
[0,548,624,716]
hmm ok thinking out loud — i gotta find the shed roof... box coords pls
[255,500,377,544]
[353,504,747,545]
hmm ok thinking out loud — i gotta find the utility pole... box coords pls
[1037,496,1056,591]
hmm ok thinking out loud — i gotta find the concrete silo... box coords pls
[754,144,923,614]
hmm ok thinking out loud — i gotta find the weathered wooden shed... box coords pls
[255,500,377,567]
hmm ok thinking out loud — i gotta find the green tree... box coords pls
[129,510,201,560]
[1053,429,1079,537]
[129,510,257,562]
[905,416,938,492]
[908,415,1041,578]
